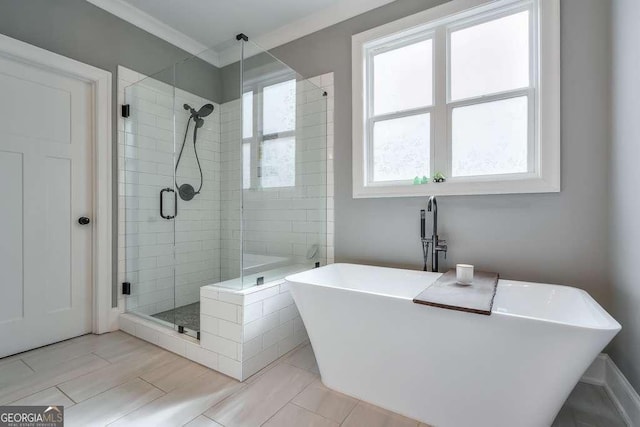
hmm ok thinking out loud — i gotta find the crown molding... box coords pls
[218,0,396,66]
[86,0,220,66]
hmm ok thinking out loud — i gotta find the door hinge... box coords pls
[121,104,130,118]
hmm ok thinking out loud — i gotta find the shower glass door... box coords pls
[123,65,179,333]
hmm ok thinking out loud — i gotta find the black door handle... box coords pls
[160,188,177,220]
[78,217,90,225]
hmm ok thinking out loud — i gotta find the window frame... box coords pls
[352,0,560,198]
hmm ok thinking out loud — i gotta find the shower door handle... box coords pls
[160,188,176,220]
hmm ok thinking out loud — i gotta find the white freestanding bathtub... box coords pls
[286,263,621,427]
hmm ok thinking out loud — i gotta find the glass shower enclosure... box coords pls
[122,39,328,338]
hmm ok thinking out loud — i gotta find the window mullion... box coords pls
[433,26,448,178]
[262,130,295,141]
[372,106,433,123]
[447,87,532,109]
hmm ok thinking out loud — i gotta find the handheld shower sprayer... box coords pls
[175,103,214,201]
[183,103,214,129]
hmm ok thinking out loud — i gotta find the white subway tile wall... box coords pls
[198,278,310,380]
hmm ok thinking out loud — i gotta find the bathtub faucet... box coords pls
[425,196,447,272]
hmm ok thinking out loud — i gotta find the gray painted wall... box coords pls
[221,62,241,104]
[264,0,612,307]
[0,0,222,102]
[610,0,640,391]
[0,0,224,302]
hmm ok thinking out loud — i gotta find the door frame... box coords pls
[0,34,115,334]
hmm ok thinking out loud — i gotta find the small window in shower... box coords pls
[260,79,296,188]
[263,79,296,134]
[243,77,297,189]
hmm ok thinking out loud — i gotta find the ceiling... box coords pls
[86,0,397,67]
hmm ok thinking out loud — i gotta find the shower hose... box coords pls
[175,117,204,199]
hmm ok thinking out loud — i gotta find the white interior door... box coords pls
[0,53,93,357]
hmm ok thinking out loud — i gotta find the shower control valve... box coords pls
[435,240,448,259]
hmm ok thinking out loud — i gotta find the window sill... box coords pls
[353,175,560,198]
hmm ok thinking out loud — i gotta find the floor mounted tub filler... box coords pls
[286,264,621,427]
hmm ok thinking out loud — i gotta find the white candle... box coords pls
[456,264,474,285]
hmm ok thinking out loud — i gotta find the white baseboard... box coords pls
[581,353,640,427]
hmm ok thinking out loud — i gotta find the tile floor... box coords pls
[0,331,627,427]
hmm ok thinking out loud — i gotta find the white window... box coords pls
[242,78,297,189]
[352,0,560,197]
